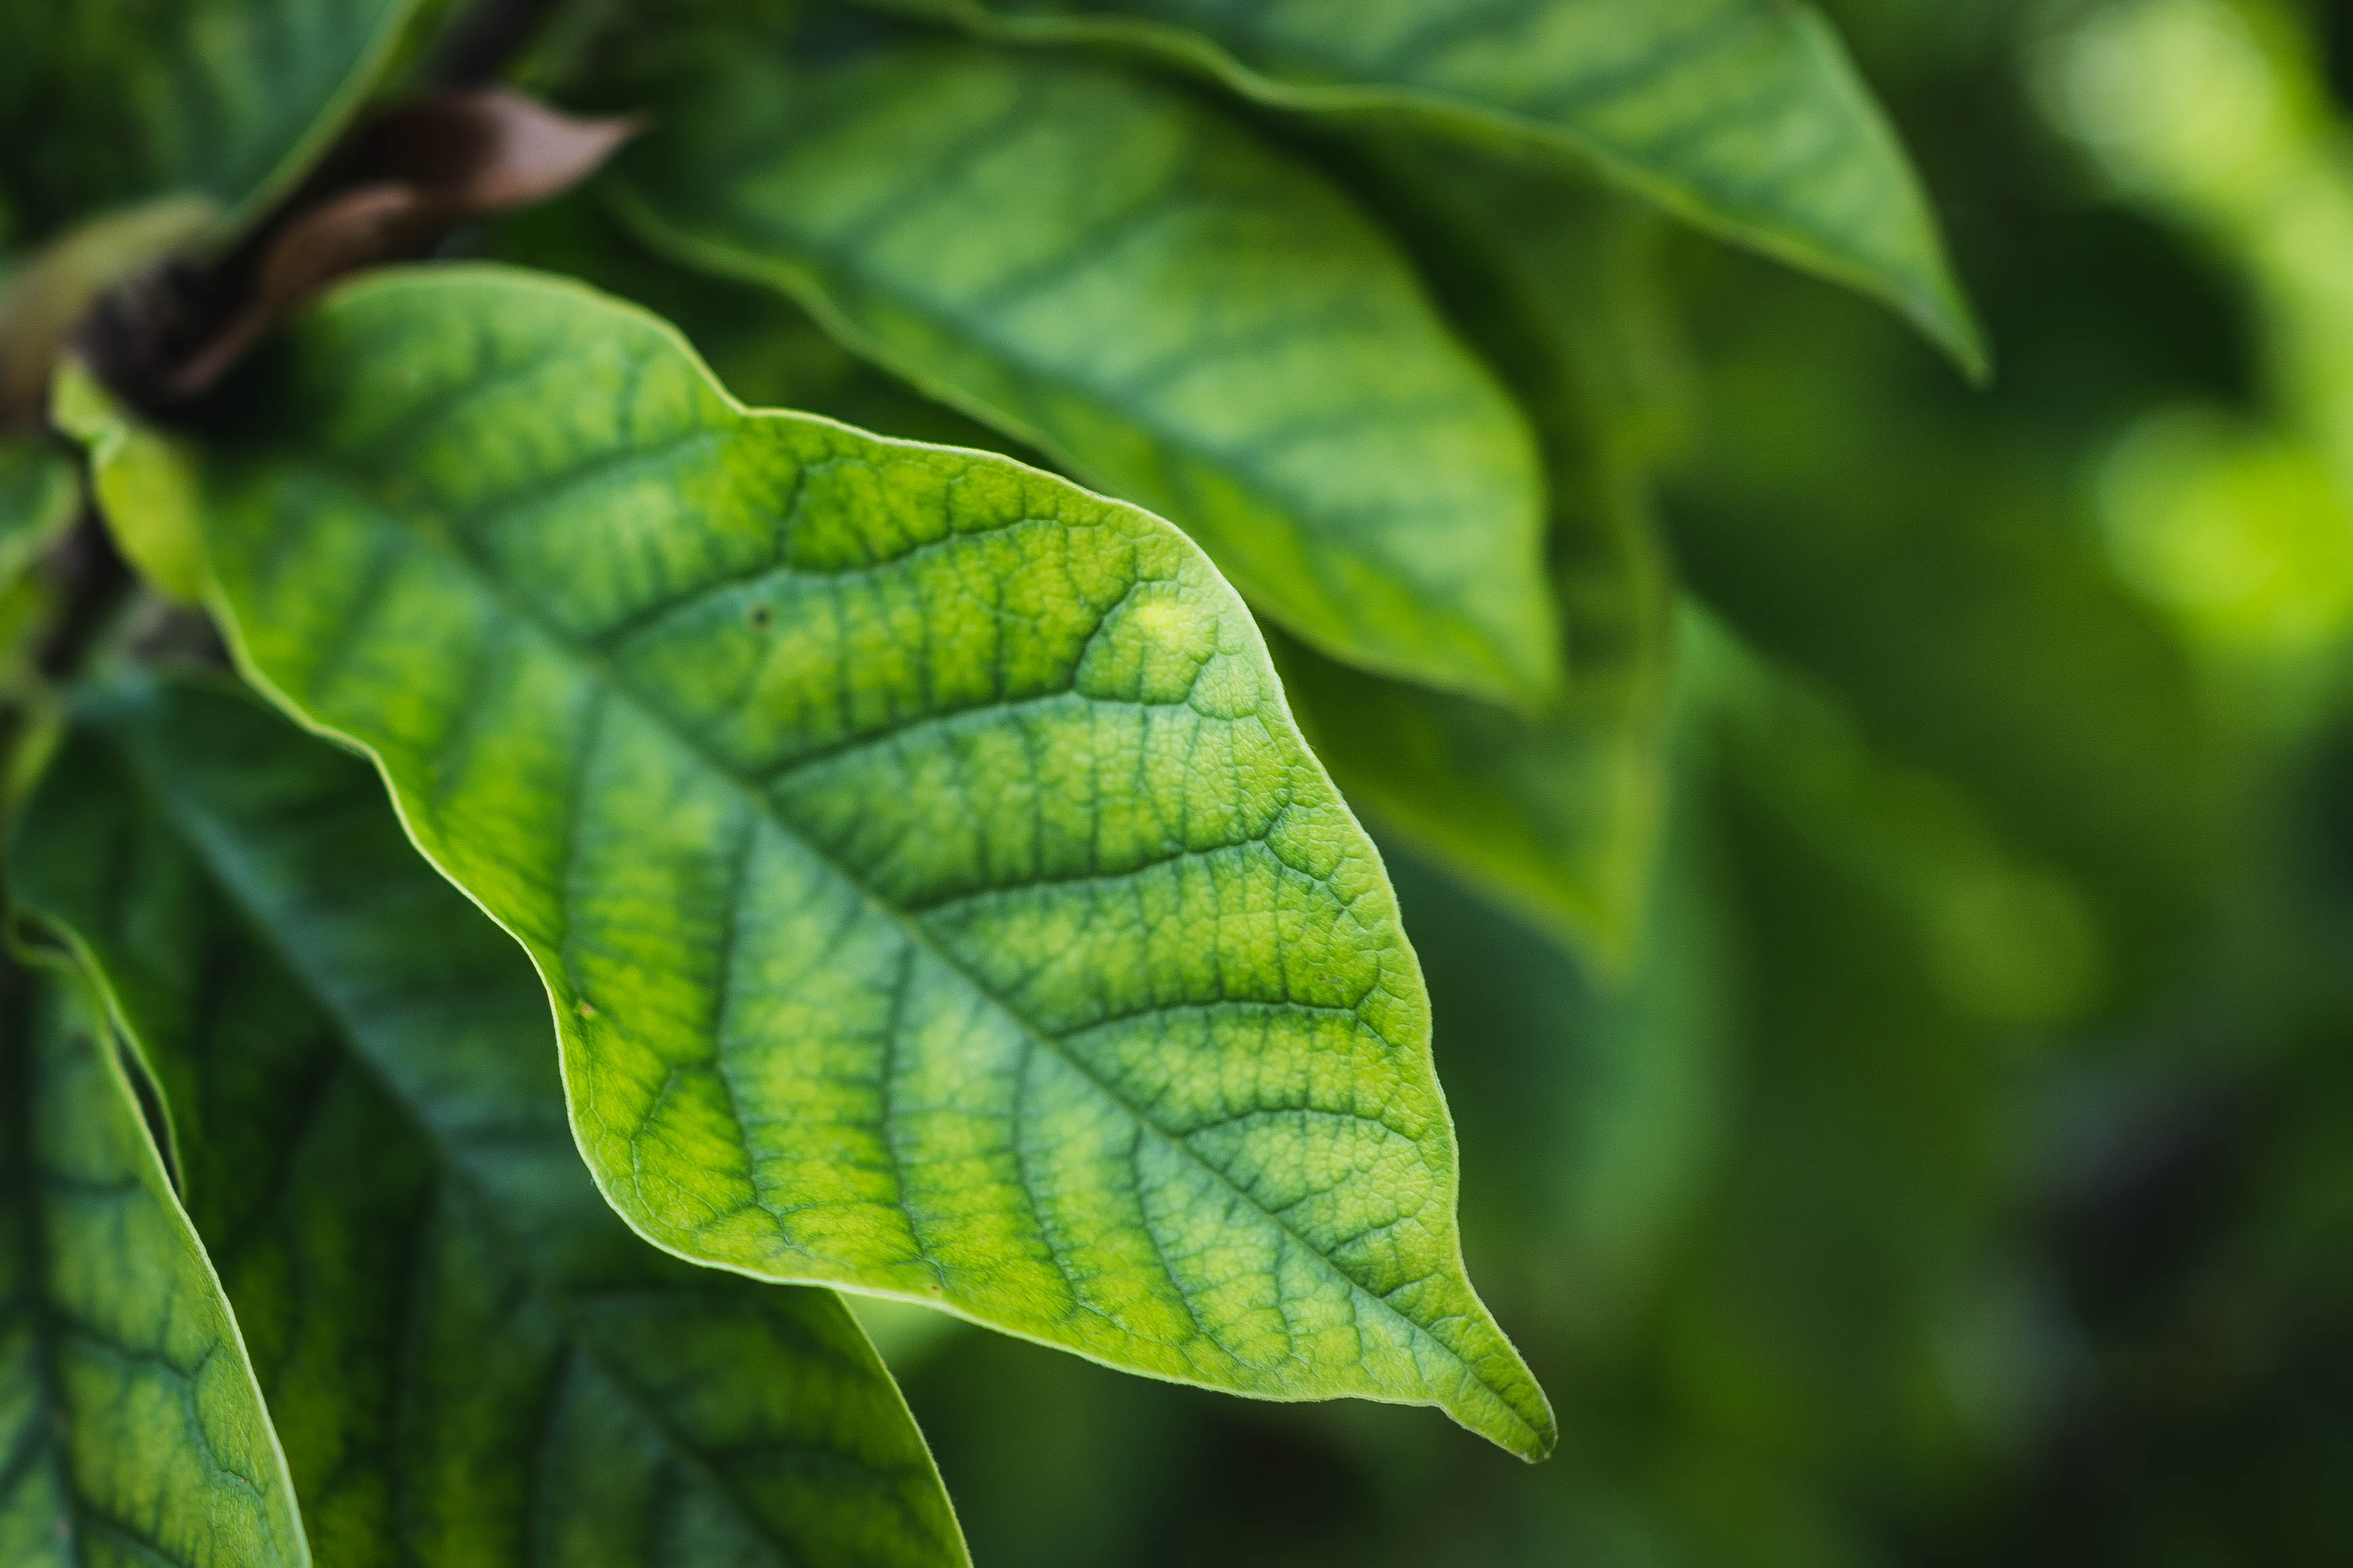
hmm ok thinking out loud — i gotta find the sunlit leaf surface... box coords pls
[160,266,1553,1459]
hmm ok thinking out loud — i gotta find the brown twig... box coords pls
[33,510,131,683]
[81,90,641,414]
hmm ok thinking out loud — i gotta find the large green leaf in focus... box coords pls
[1278,151,1680,965]
[0,963,309,1568]
[602,30,1558,704]
[0,0,422,250]
[881,0,1985,376]
[157,265,1554,1459]
[16,677,968,1567]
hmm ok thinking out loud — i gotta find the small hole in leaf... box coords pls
[576,998,597,1021]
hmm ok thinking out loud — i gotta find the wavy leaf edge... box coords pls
[867,0,1989,379]
[0,951,314,1568]
[147,262,1557,1461]
[18,671,977,1568]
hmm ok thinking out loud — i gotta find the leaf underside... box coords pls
[16,676,968,1568]
[606,29,1559,704]
[0,969,308,1568]
[168,264,1552,1459]
[887,0,1986,376]
[0,0,420,249]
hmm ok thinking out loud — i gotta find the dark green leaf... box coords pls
[487,193,1035,459]
[1666,264,2220,1012]
[1279,151,1681,964]
[0,961,309,1568]
[0,0,424,250]
[881,0,1986,376]
[16,675,969,1567]
[0,439,76,590]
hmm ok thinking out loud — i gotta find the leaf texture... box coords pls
[604,30,1557,704]
[164,264,1553,1459]
[16,676,970,1568]
[487,194,1036,462]
[883,0,1986,376]
[0,964,309,1568]
[0,0,422,249]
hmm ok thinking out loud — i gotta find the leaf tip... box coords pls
[1912,278,1995,389]
[1439,1320,1559,1462]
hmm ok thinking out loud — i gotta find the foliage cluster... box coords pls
[3,0,2349,1563]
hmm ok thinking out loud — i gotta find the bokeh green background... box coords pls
[810,2,2353,1561]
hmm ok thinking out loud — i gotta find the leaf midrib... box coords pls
[250,431,1538,1447]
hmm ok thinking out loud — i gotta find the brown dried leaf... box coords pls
[115,89,641,403]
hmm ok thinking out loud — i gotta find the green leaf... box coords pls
[16,675,969,1567]
[0,0,422,250]
[1274,488,1668,966]
[602,28,1559,704]
[0,961,310,1568]
[489,193,1038,462]
[51,362,209,603]
[0,439,77,590]
[0,438,77,700]
[1278,151,1682,966]
[149,264,1553,1459]
[881,0,1987,378]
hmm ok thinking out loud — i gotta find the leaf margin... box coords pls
[15,668,979,1568]
[860,0,1989,380]
[0,948,315,1568]
[116,260,1561,1462]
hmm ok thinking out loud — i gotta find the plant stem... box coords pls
[34,511,130,684]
